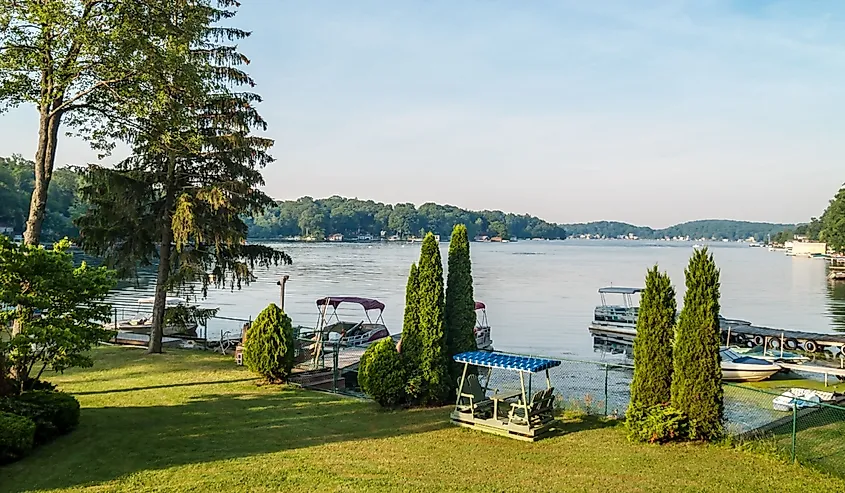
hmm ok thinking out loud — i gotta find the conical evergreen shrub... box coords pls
[415,233,450,405]
[630,265,676,409]
[400,263,424,399]
[671,247,723,440]
[444,224,477,393]
[359,338,407,408]
[626,265,677,440]
[243,303,295,383]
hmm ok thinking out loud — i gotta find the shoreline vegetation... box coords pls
[2,156,794,244]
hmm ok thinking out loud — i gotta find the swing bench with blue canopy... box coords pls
[451,351,562,442]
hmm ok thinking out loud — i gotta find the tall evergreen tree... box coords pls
[399,263,424,400]
[444,224,477,391]
[76,1,290,353]
[628,265,676,411]
[671,247,723,440]
[400,264,421,362]
[415,233,449,405]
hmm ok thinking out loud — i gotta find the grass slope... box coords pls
[1,347,842,493]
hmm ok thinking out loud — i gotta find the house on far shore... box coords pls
[327,233,344,242]
[0,224,13,238]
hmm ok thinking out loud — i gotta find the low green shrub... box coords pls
[243,304,295,383]
[0,391,80,444]
[360,338,406,408]
[0,411,36,463]
[626,403,688,443]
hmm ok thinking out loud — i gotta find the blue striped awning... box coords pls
[453,351,562,373]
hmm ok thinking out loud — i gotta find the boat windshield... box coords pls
[720,348,740,361]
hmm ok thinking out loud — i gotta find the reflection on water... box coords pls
[825,280,845,333]
[71,240,845,358]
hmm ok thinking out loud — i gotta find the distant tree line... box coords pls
[562,219,794,242]
[245,196,567,240]
[0,156,802,243]
[0,155,82,241]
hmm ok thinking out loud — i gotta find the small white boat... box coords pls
[731,345,810,364]
[772,388,834,412]
[720,347,781,382]
[474,301,493,350]
[111,296,199,336]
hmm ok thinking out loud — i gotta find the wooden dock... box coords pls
[779,363,845,387]
[111,331,183,348]
[591,318,845,356]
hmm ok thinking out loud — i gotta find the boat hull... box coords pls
[720,363,780,382]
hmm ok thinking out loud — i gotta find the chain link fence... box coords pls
[728,383,845,478]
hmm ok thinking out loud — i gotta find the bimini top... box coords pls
[598,287,643,295]
[474,301,486,310]
[453,351,561,373]
[316,296,385,312]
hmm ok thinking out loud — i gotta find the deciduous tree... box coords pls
[0,0,188,245]
[0,237,115,394]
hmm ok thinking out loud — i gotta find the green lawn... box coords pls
[2,347,844,493]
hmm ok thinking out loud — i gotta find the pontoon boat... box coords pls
[474,301,493,350]
[313,296,390,346]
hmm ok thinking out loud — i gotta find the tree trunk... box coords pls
[147,158,177,354]
[23,107,63,246]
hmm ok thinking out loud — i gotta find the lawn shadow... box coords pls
[0,388,449,492]
[556,412,621,434]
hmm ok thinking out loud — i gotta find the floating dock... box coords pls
[590,318,845,356]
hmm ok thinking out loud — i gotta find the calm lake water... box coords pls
[107,240,845,359]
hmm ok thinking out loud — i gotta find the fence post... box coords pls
[791,401,797,463]
[604,363,609,416]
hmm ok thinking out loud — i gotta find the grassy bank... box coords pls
[2,347,843,493]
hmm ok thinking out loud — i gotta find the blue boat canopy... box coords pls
[453,351,562,373]
[598,287,642,295]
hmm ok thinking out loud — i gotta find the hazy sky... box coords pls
[1,0,844,227]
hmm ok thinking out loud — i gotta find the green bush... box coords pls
[626,404,688,444]
[0,411,36,463]
[360,338,406,408]
[243,303,295,383]
[0,391,80,444]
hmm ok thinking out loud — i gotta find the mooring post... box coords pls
[277,275,290,311]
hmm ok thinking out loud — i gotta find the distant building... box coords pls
[790,241,826,257]
[0,224,13,238]
[327,233,344,242]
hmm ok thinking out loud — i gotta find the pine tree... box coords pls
[415,233,450,405]
[444,224,477,392]
[671,247,723,440]
[627,265,676,420]
[75,1,291,353]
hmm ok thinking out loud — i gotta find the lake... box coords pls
[107,240,845,359]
